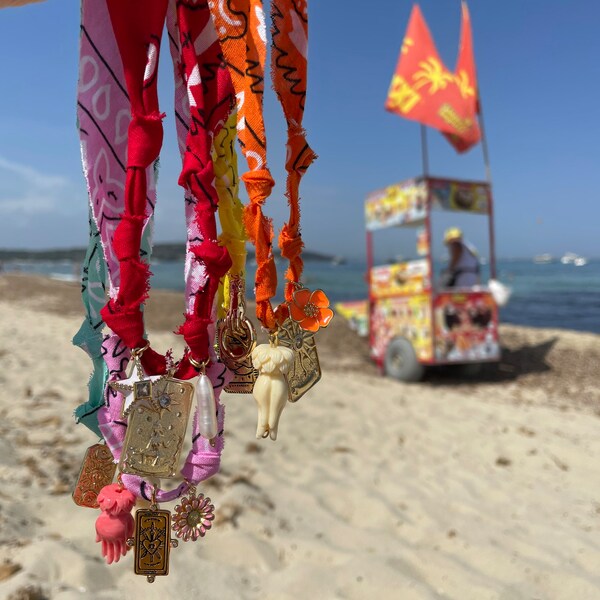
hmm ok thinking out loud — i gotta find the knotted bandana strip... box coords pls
[173,0,234,372]
[209,0,278,331]
[99,0,168,376]
[213,111,246,318]
[271,0,317,301]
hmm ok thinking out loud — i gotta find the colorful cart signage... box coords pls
[370,295,432,362]
[429,178,491,214]
[365,179,427,230]
[370,259,430,298]
[335,301,368,338]
[366,177,491,233]
[433,292,499,362]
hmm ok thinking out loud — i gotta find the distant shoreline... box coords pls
[1,248,597,264]
[0,244,340,263]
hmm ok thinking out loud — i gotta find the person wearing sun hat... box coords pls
[441,227,480,287]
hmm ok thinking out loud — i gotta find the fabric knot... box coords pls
[241,169,275,206]
[285,139,317,174]
[113,215,146,260]
[192,240,232,279]
[279,226,304,259]
[178,315,213,362]
[127,112,165,168]
[100,300,145,349]
[218,232,245,255]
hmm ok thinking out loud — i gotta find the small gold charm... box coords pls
[119,377,194,478]
[109,351,165,419]
[218,318,258,393]
[172,488,215,541]
[128,507,178,583]
[217,276,257,394]
[72,444,116,508]
[277,317,322,402]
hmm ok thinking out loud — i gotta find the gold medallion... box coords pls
[72,443,116,508]
[129,508,178,583]
[119,377,193,478]
[277,317,321,402]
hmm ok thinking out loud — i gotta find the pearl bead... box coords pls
[195,374,218,440]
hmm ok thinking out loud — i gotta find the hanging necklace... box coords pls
[71,0,332,583]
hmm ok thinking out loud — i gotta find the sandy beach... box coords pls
[0,273,599,599]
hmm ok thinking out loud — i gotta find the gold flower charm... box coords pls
[172,489,215,542]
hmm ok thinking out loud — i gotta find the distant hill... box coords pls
[0,244,340,263]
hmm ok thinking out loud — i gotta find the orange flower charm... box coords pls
[289,288,333,332]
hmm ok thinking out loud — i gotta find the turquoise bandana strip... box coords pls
[73,214,108,436]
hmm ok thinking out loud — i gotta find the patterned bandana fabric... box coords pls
[213,111,246,317]
[209,0,278,331]
[99,0,169,376]
[78,0,157,292]
[271,0,317,301]
[72,215,108,436]
[76,0,157,434]
[78,0,233,501]
[171,0,234,371]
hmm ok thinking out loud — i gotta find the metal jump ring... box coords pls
[189,356,209,372]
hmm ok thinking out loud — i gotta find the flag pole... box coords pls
[478,95,497,278]
[420,124,430,177]
[478,98,492,185]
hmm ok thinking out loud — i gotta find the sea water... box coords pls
[5,258,599,334]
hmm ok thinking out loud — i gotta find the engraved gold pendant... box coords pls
[128,507,178,583]
[217,276,257,394]
[277,317,322,402]
[72,443,116,508]
[217,318,258,393]
[119,376,194,478]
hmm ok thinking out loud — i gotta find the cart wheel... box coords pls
[384,337,425,382]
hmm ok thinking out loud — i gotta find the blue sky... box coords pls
[0,0,599,260]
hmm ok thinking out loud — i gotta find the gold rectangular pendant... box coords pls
[72,444,116,508]
[277,318,322,402]
[224,355,258,394]
[119,377,193,478]
[133,508,172,580]
[217,318,257,394]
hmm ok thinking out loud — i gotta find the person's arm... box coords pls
[448,243,462,271]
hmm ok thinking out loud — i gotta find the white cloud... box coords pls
[0,156,80,216]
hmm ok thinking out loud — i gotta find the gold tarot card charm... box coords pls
[277,318,322,402]
[119,377,194,478]
[72,443,116,508]
[130,508,178,583]
[217,318,258,393]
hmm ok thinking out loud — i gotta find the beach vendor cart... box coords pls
[365,177,500,381]
[360,1,503,380]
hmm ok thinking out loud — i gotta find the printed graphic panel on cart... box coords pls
[433,291,500,362]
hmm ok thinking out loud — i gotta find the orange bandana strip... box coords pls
[209,0,278,330]
[271,0,317,301]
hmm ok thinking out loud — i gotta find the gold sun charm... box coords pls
[172,489,215,542]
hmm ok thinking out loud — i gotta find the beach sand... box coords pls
[0,273,599,599]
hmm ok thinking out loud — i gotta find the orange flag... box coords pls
[385,2,481,153]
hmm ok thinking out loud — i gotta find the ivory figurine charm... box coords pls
[251,343,294,441]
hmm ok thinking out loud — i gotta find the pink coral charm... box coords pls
[172,490,215,542]
[95,483,136,564]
